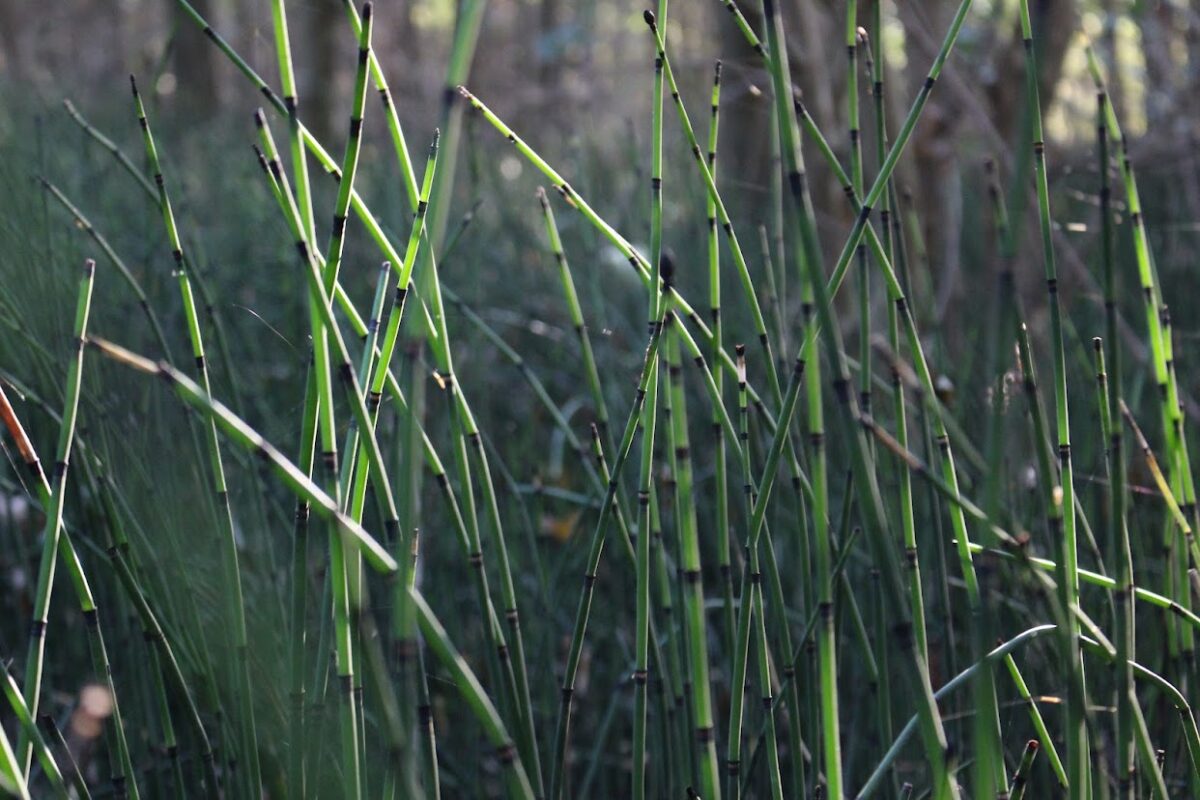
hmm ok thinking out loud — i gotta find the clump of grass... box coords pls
[4,0,1200,798]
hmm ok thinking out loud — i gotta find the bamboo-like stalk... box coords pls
[786,34,1014,792]
[128,74,262,796]
[1017,6,1088,792]
[1008,738,1036,800]
[90,335,399,572]
[757,0,979,794]
[62,96,250,427]
[2,668,67,798]
[16,261,139,800]
[706,62,736,659]
[0,724,29,800]
[847,3,872,423]
[648,459,686,797]
[537,187,609,439]
[38,180,173,361]
[338,25,544,752]
[549,310,669,799]
[341,8,542,778]
[663,313,721,798]
[1086,48,1200,565]
[255,99,418,798]
[89,331,538,798]
[644,12,784,411]
[725,345,784,800]
[633,7,668,792]
[657,332,695,794]
[457,86,775,418]
[1097,88,1136,796]
[424,0,487,250]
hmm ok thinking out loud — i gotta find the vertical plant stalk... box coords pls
[129,74,261,797]
[425,0,488,250]
[665,314,721,798]
[848,3,872,420]
[634,6,668,792]
[458,86,775,419]
[1098,89,1135,796]
[16,261,139,800]
[1018,5,1088,793]
[89,337,538,799]
[37,180,174,361]
[651,10,780,387]
[256,101,410,800]
[726,346,785,800]
[707,61,736,662]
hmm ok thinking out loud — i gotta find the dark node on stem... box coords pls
[683,569,701,584]
[923,75,937,91]
[468,551,484,567]
[632,669,649,685]
[29,619,47,638]
[83,609,99,627]
[695,726,715,743]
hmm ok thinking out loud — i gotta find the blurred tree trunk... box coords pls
[307,0,345,146]
[902,0,1076,331]
[715,1,842,230]
[0,0,25,80]
[173,0,218,110]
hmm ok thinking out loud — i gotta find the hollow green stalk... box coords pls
[2,668,67,798]
[664,314,721,798]
[1097,89,1135,796]
[17,261,139,800]
[706,62,736,656]
[129,74,261,795]
[1018,5,1087,791]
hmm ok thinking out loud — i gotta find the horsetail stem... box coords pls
[129,73,262,794]
[633,8,668,792]
[38,179,174,360]
[1018,7,1088,790]
[86,334,541,799]
[1097,87,1136,794]
[457,86,780,418]
[645,12,782,409]
[17,261,117,780]
[89,335,398,573]
[62,99,157,200]
[663,313,721,798]
[537,187,610,437]
[703,62,740,669]
[3,667,68,796]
